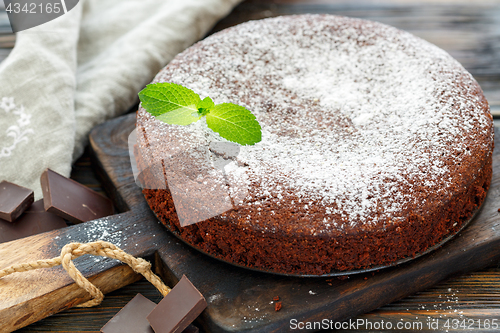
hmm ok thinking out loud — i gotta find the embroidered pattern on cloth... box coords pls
[0,97,34,159]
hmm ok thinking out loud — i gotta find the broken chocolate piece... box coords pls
[0,180,34,222]
[147,275,207,333]
[101,294,155,333]
[40,168,114,223]
[0,200,67,243]
[101,293,200,333]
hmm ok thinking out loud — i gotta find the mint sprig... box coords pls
[139,83,262,146]
[196,96,214,116]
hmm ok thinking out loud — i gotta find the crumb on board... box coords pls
[275,302,282,311]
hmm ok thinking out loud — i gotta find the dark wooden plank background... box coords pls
[1,0,500,332]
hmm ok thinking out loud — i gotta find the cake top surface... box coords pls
[137,14,493,234]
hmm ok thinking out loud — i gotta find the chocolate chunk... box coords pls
[40,169,114,223]
[147,275,207,333]
[101,294,156,333]
[0,180,34,222]
[0,200,67,243]
[101,293,200,333]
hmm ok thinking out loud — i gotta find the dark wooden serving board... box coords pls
[2,113,500,333]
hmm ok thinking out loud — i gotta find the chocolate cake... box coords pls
[136,15,494,275]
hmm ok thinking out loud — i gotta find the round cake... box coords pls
[136,15,494,275]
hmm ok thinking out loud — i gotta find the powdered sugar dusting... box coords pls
[137,15,493,229]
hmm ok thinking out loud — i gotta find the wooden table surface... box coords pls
[2,0,500,332]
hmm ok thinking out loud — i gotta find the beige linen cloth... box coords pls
[0,0,241,199]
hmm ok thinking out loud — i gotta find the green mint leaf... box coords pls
[156,107,202,126]
[206,103,262,145]
[196,96,215,116]
[138,82,201,125]
[138,82,263,145]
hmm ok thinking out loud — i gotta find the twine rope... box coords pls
[0,240,171,307]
